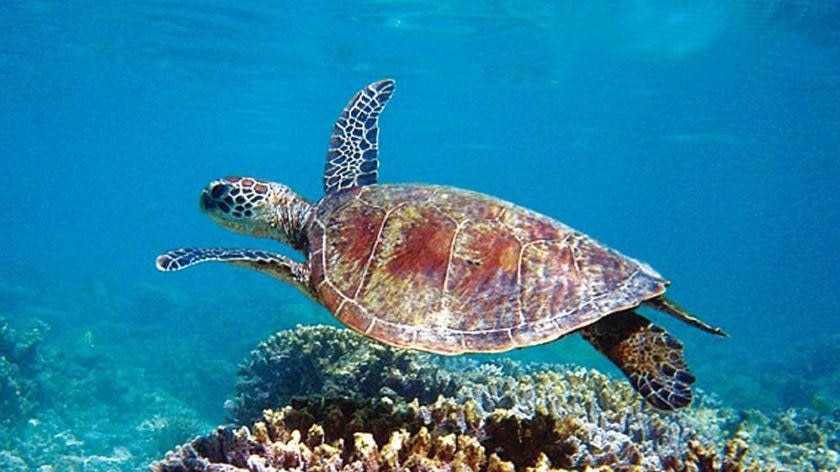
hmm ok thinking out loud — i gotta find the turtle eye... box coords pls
[211,183,229,199]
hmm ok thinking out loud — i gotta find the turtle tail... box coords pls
[645,295,728,337]
[580,311,695,410]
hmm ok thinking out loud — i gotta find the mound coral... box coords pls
[229,324,466,424]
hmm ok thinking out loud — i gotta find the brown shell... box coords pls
[306,184,667,355]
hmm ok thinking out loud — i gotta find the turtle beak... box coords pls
[199,190,214,211]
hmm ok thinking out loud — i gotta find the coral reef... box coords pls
[155,325,839,471]
[706,332,840,414]
[0,316,48,428]
[153,404,776,472]
[725,408,839,471]
[0,313,214,471]
[760,333,840,411]
[0,276,318,471]
[227,326,729,468]
[1,358,212,472]
[3,287,836,472]
[229,324,466,424]
[662,439,762,472]
[152,417,490,472]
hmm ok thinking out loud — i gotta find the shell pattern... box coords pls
[307,184,667,354]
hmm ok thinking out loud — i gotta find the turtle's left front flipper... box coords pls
[580,311,695,410]
[156,248,318,301]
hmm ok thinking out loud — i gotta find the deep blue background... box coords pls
[1,1,838,410]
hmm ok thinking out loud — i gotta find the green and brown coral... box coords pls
[153,403,780,472]
[153,325,839,471]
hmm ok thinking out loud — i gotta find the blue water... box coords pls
[1,0,838,468]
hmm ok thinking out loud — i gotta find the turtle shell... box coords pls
[306,184,667,354]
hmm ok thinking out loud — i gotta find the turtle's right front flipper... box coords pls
[156,248,318,302]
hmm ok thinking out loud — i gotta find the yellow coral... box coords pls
[434,433,457,462]
[524,452,552,472]
[487,453,515,472]
[251,420,269,444]
[352,432,378,462]
[409,426,432,458]
[380,429,409,468]
[454,434,485,471]
[306,423,325,447]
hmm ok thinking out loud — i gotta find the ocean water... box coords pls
[1,1,838,470]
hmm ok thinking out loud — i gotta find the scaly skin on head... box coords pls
[200,176,313,252]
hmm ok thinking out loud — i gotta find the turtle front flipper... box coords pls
[155,248,318,301]
[323,79,395,194]
[580,311,695,410]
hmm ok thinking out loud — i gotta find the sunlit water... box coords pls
[1,0,838,468]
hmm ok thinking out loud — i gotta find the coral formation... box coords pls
[760,333,840,411]
[0,316,48,428]
[0,312,213,471]
[155,325,839,471]
[724,408,839,471]
[2,286,835,472]
[153,405,777,472]
[153,410,495,472]
[0,276,318,471]
[707,331,840,414]
[229,324,465,423]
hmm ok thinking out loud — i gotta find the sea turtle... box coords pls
[157,79,726,410]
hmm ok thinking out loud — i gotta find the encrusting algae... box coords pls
[152,325,838,471]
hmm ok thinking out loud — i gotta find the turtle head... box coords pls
[200,177,312,251]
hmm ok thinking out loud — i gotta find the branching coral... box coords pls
[449,366,736,469]
[226,326,736,468]
[724,408,839,471]
[153,325,840,471]
[152,404,778,472]
[661,439,771,472]
[152,417,489,472]
[156,402,577,472]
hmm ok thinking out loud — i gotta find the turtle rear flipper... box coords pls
[580,311,695,410]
